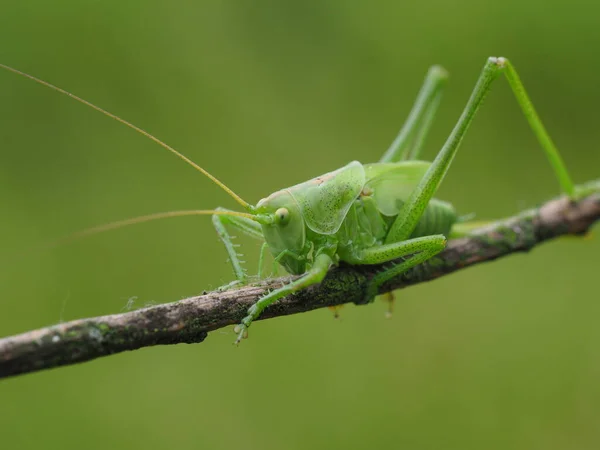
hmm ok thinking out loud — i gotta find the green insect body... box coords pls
[255,160,456,276]
[0,57,578,344]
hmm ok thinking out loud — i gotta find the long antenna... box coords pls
[41,209,257,249]
[2,209,258,272]
[0,63,252,210]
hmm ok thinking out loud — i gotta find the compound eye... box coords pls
[275,207,290,225]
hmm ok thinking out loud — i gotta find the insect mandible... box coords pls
[0,57,577,344]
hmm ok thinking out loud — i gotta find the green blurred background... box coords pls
[1,1,599,449]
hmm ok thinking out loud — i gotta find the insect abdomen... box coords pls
[409,198,457,238]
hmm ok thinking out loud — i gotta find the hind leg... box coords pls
[380,65,448,163]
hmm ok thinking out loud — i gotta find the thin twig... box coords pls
[1,180,599,380]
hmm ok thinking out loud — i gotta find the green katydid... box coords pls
[0,57,576,344]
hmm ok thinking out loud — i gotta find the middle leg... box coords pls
[348,235,447,302]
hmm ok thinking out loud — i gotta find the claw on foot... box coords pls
[383,292,394,319]
[328,305,344,319]
[217,279,243,292]
[233,324,249,345]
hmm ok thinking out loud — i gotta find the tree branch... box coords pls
[1,180,599,380]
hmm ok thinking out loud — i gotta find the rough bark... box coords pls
[1,180,599,380]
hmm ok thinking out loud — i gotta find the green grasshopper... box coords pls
[0,57,576,344]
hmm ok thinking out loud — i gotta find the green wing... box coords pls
[364,161,431,216]
[287,161,366,235]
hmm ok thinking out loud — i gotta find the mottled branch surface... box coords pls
[1,180,599,380]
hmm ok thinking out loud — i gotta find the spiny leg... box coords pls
[212,207,264,284]
[257,242,269,278]
[380,65,448,163]
[348,235,447,302]
[234,253,333,344]
[385,57,576,245]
